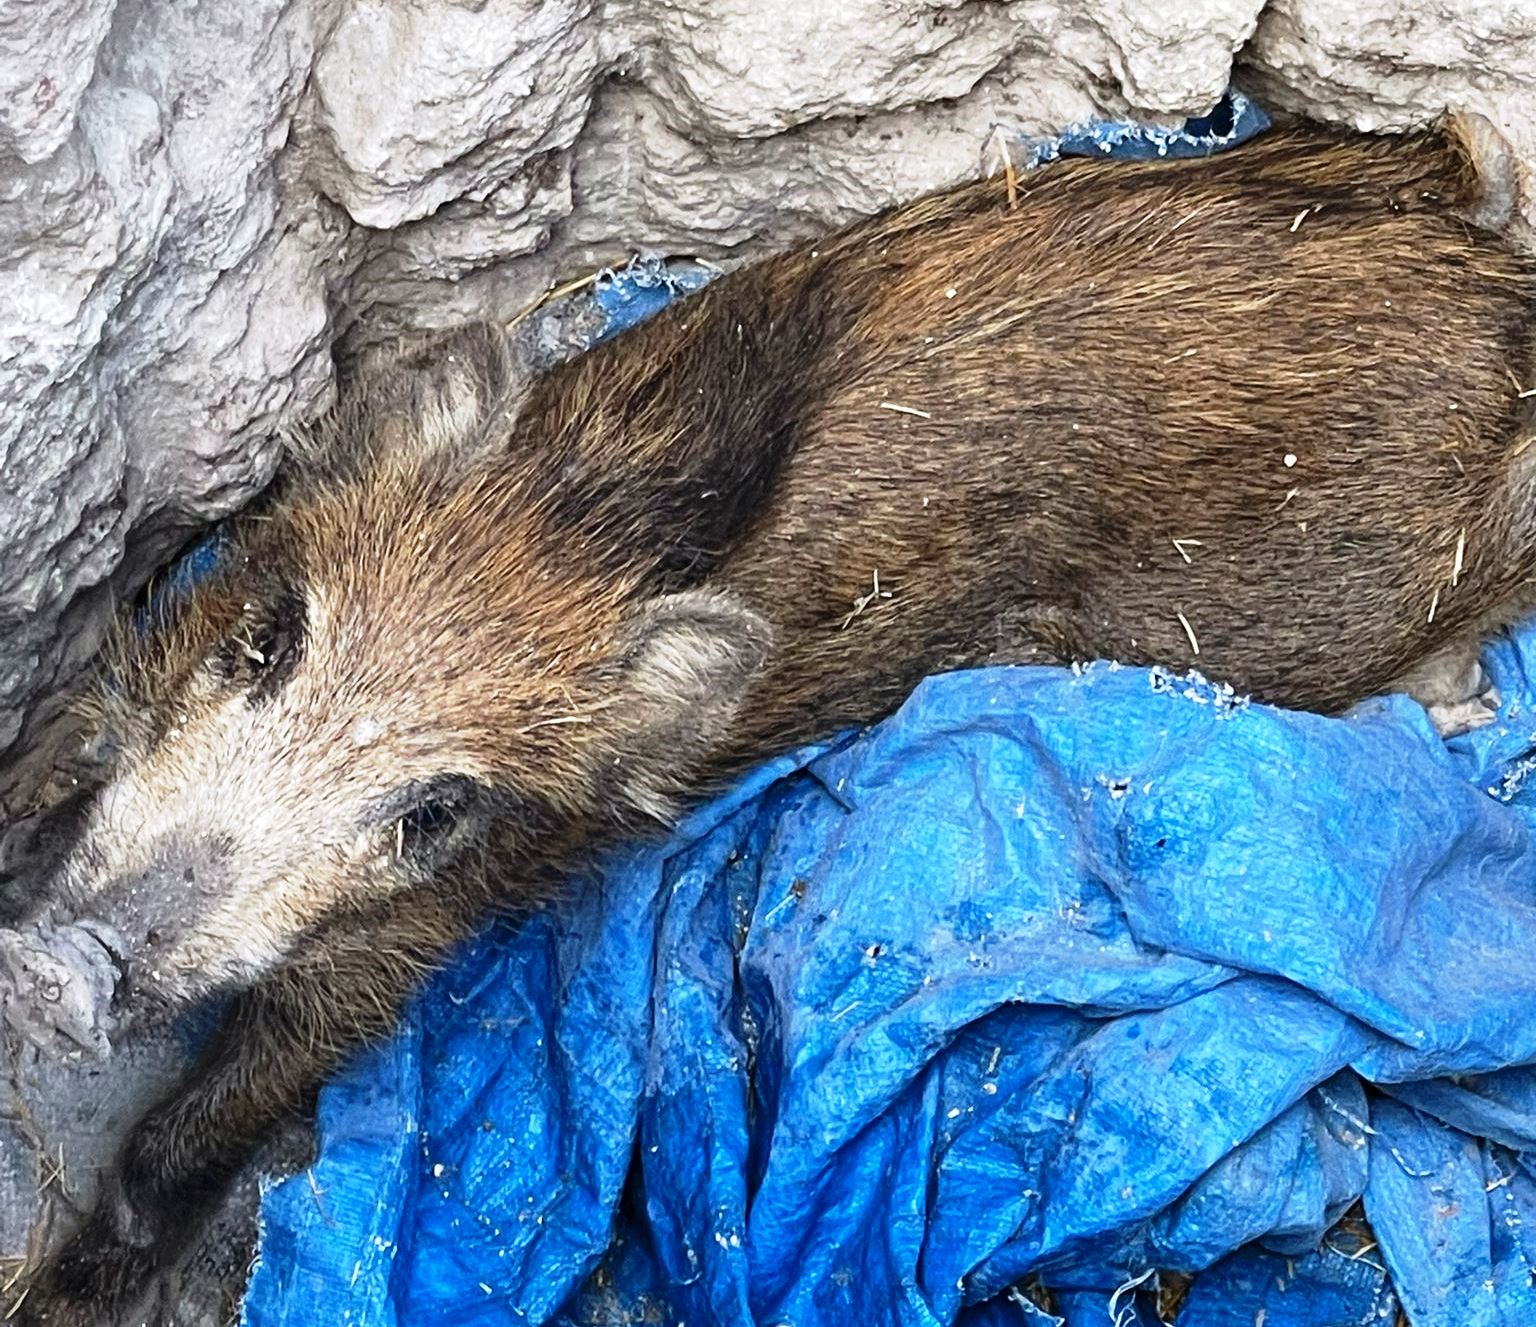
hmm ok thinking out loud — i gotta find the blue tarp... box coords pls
[238,94,1536,1325]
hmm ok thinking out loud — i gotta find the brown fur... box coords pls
[23,118,1536,1322]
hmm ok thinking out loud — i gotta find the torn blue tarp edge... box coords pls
[1018,90,1271,168]
[591,259,721,340]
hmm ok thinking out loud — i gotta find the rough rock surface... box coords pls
[1,0,1533,1320]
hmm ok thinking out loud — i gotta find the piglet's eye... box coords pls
[220,588,306,702]
[394,800,458,858]
[244,621,296,674]
[380,774,485,862]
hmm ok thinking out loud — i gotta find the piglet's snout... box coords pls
[82,840,233,970]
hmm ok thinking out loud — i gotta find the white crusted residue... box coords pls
[1147,666,1249,718]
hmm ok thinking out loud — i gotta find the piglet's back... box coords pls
[512,123,1536,747]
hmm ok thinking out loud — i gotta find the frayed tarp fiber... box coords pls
[244,95,1536,1325]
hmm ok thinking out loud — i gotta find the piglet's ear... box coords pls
[290,322,524,478]
[608,590,773,821]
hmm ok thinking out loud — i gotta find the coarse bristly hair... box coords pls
[22,113,1536,1325]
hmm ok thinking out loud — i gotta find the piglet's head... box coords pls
[40,325,770,1014]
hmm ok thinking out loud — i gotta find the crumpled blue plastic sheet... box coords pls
[235,93,1536,1325]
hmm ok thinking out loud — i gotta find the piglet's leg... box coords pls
[18,894,473,1327]
[1392,639,1501,738]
